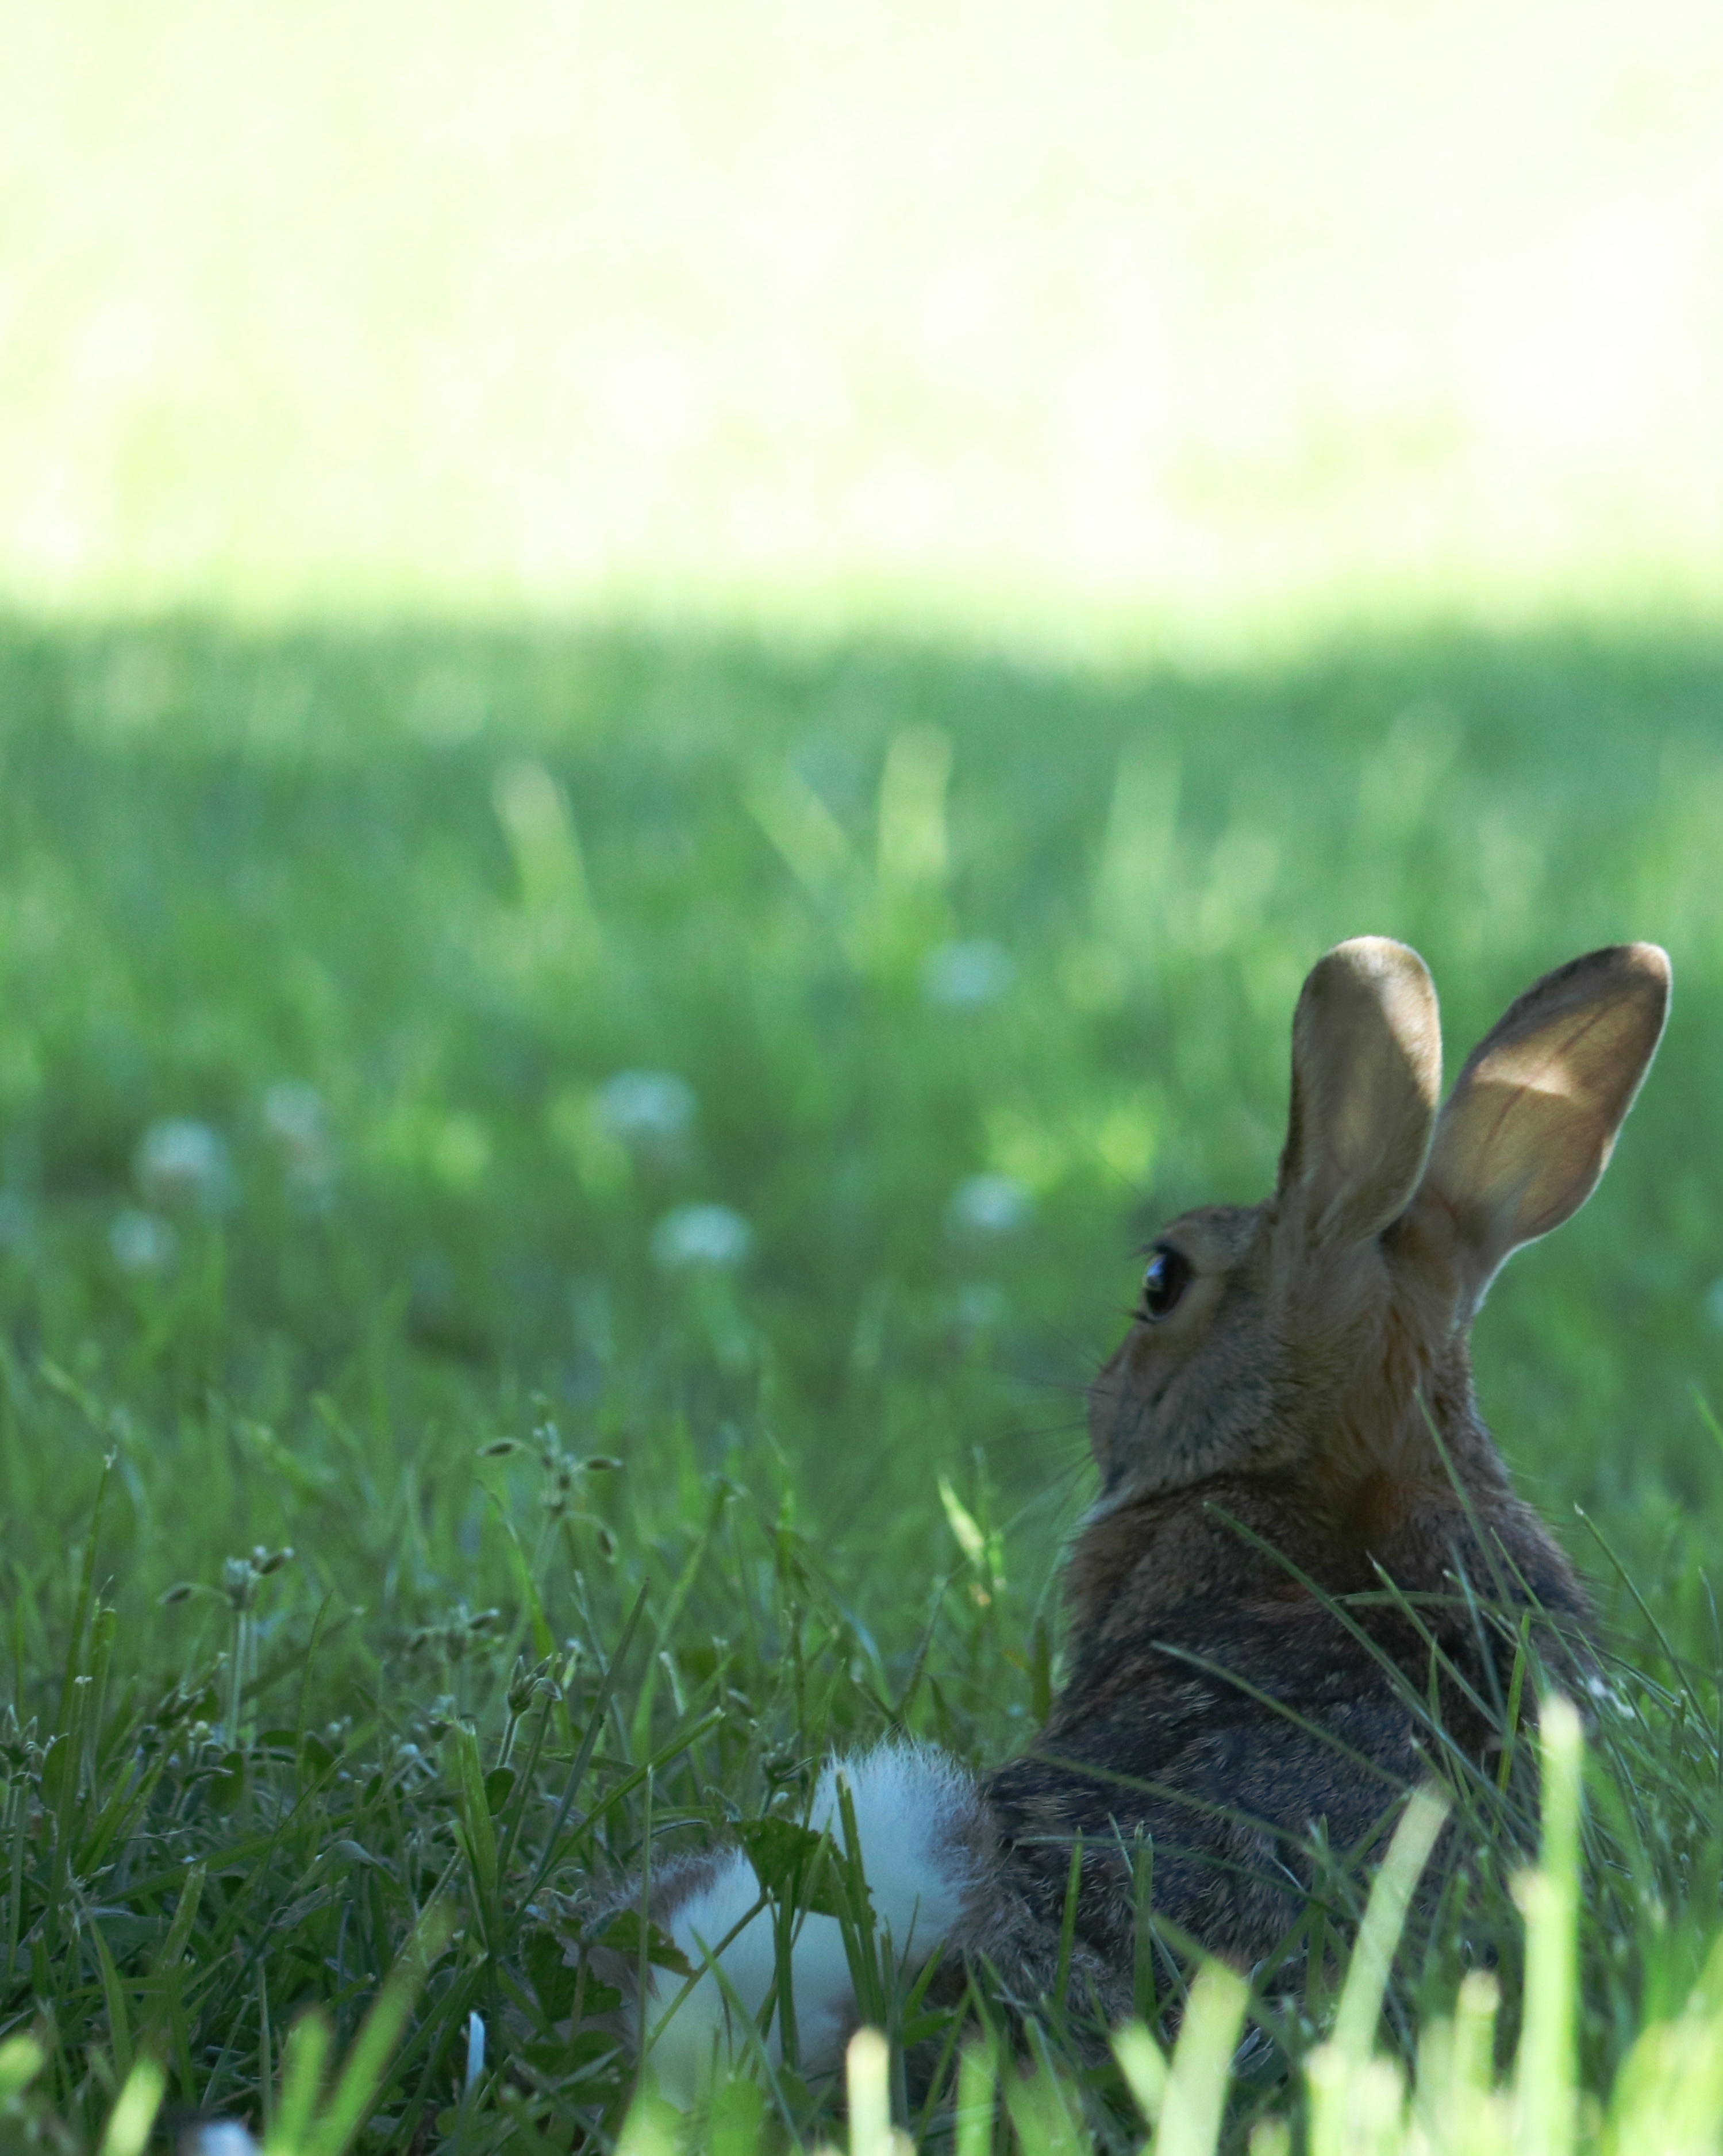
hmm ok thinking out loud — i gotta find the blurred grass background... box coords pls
[5,1,1723,651]
[3,623,1720,1676]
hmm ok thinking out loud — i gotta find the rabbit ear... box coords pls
[1275,937,1443,1246]
[1418,943,1670,1300]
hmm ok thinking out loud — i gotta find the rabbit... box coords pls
[614,936,1671,2100]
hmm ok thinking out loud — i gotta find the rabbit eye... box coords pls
[1140,1246,1193,1321]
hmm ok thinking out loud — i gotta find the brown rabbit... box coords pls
[627,937,1670,2098]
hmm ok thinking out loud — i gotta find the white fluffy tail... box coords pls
[643,1741,979,2103]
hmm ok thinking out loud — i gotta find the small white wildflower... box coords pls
[136,1119,233,1213]
[598,1071,696,1158]
[466,2010,487,2093]
[947,1173,1032,1239]
[921,939,1016,1011]
[182,2123,260,2156]
[111,1209,177,1275]
[651,1203,753,1271]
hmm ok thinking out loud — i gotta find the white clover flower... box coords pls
[947,1173,1032,1239]
[110,1209,177,1275]
[136,1118,234,1213]
[651,1203,753,1271]
[183,2124,260,2156]
[921,939,1016,1012]
[599,1070,696,1156]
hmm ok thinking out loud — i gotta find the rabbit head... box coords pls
[1082,938,1669,1593]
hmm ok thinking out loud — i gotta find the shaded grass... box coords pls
[2,616,1723,2143]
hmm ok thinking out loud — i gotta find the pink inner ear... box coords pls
[1475,1043,1580,1099]
[1438,1076,1612,1250]
[1418,944,1670,1278]
[1280,938,1441,1246]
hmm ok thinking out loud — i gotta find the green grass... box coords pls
[3,616,1723,2150]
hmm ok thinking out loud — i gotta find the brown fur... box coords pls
[964,937,1669,2014]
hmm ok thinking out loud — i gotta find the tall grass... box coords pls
[10,1689,1723,2151]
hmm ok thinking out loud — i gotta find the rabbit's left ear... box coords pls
[1416,943,1670,1303]
[1276,937,1443,1246]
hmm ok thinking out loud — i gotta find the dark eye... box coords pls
[1140,1246,1193,1321]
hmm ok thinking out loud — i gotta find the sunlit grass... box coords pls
[5,2,1723,652]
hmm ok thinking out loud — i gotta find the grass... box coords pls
[8,2,1723,650]
[3,614,1723,2150]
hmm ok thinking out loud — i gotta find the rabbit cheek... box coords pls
[1087,1322,1187,1484]
[1086,1342,1153,1488]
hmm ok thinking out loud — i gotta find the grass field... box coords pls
[11,2,1723,2145]
[2,616,1723,2149]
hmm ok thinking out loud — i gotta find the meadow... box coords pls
[1,615,1722,2150]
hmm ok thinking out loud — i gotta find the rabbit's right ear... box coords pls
[1417,943,1670,1304]
[1275,937,1443,1247]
